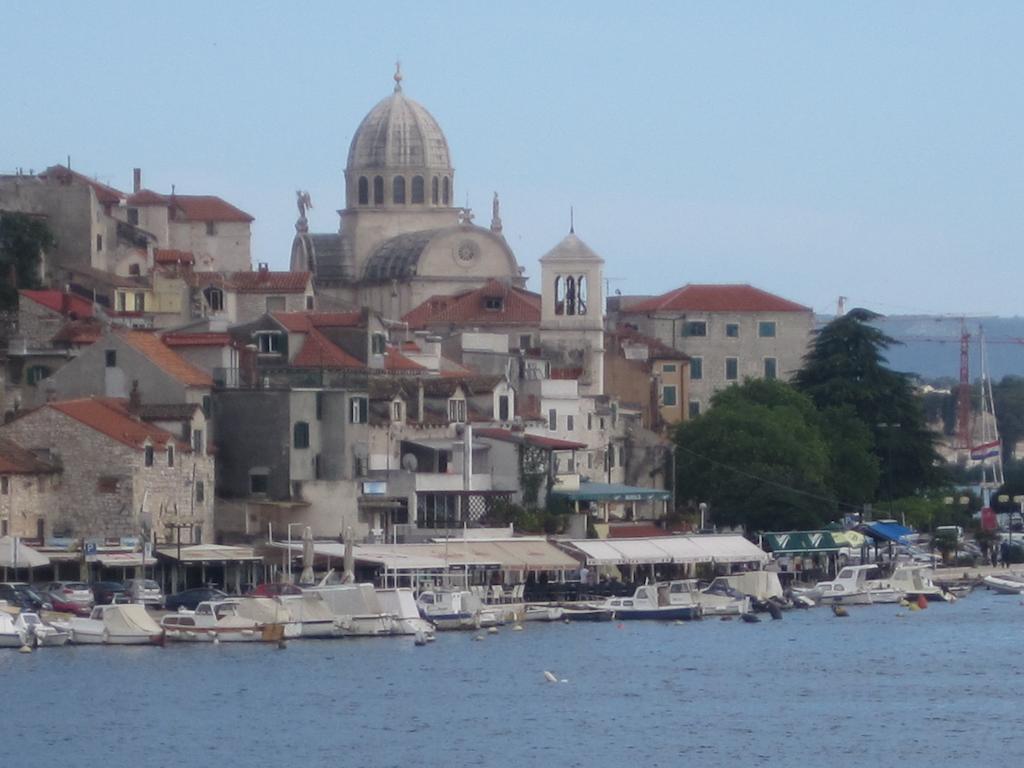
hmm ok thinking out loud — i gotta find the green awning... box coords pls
[551,482,671,503]
[764,531,843,554]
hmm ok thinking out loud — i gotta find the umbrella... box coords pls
[300,526,315,584]
[343,526,355,584]
[0,536,50,569]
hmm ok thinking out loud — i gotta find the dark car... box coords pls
[92,581,129,605]
[0,582,50,611]
[246,583,302,597]
[164,587,228,612]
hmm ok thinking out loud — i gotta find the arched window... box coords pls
[393,176,406,204]
[411,176,424,204]
[431,176,439,205]
[293,421,310,449]
[26,365,51,385]
[442,176,450,205]
[357,177,369,205]
[554,275,565,315]
[577,275,588,315]
[203,286,224,312]
[373,176,384,205]
[565,276,577,316]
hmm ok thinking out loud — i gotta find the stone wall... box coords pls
[16,297,63,347]
[0,471,60,539]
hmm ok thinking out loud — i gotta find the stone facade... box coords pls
[0,471,59,540]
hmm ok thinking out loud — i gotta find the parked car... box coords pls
[164,587,228,612]
[91,581,129,605]
[41,581,94,615]
[246,583,302,597]
[0,582,50,611]
[125,579,164,608]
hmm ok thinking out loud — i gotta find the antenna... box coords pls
[570,206,575,234]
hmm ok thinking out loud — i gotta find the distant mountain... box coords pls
[814,315,1024,382]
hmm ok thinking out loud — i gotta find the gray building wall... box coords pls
[213,389,291,500]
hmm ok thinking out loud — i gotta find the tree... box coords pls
[794,308,946,499]
[0,212,54,311]
[992,376,1024,459]
[673,379,835,532]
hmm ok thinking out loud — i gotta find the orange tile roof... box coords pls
[272,311,364,332]
[52,318,104,345]
[40,165,123,206]
[20,290,94,318]
[384,346,426,372]
[0,438,58,474]
[127,189,169,206]
[154,248,195,265]
[171,195,253,223]
[291,328,365,369]
[162,332,232,348]
[47,398,185,451]
[403,280,541,328]
[117,331,213,387]
[225,270,310,293]
[624,284,812,314]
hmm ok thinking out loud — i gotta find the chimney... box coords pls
[133,168,142,193]
[128,380,142,414]
[258,262,269,275]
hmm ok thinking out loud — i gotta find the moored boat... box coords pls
[376,588,436,637]
[416,588,500,631]
[982,573,1024,595]
[560,603,613,622]
[890,565,954,602]
[68,604,163,645]
[161,599,287,642]
[671,578,750,616]
[603,584,702,621]
[0,610,28,648]
[15,612,70,646]
[521,604,565,622]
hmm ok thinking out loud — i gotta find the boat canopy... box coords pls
[565,535,769,567]
[856,521,912,543]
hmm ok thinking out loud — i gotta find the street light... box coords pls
[285,522,304,584]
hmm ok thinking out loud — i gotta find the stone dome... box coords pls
[346,71,453,173]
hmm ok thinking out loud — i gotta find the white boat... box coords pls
[812,566,881,606]
[717,571,785,604]
[0,610,28,648]
[15,612,70,646]
[376,588,436,637]
[161,599,292,642]
[890,565,954,602]
[278,593,346,638]
[305,583,396,636]
[983,573,1024,595]
[521,604,565,622]
[603,584,702,621]
[68,604,163,645]
[416,588,500,631]
[676,579,751,616]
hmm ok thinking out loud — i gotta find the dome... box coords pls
[346,71,452,173]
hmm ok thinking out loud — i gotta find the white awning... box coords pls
[156,544,260,563]
[565,535,769,567]
[0,536,49,569]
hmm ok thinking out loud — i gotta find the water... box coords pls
[3,591,1022,768]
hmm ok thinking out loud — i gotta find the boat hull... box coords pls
[611,606,701,621]
[561,607,613,622]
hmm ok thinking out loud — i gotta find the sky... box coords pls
[4,2,1024,317]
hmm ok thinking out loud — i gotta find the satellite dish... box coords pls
[401,453,418,472]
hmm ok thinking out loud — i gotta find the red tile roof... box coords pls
[171,195,254,223]
[190,271,310,294]
[272,311,364,332]
[40,165,123,206]
[117,331,213,387]
[162,332,232,348]
[403,280,541,328]
[290,328,365,369]
[127,189,170,206]
[19,290,94,319]
[624,284,812,314]
[609,326,690,361]
[47,398,186,451]
[154,248,195,266]
[384,346,426,372]
[51,318,103,346]
[0,438,58,475]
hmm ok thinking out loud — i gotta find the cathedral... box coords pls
[290,67,526,317]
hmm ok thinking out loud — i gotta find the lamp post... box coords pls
[285,522,304,584]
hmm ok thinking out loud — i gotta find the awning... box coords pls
[565,535,769,566]
[0,535,49,569]
[155,544,261,563]
[857,521,912,543]
[763,531,844,554]
[551,482,671,503]
[90,552,153,568]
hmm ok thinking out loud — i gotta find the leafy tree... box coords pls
[794,308,946,498]
[0,212,54,310]
[992,376,1024,458]
[818,405,880,506]
[673,379,835,532]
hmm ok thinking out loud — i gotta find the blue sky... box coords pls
[4,2,1024,317]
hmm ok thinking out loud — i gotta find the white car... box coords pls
[125,579,164,608]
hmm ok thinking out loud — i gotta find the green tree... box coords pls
[0,212,54,310]
[794,308,946,499]
[992,376,1024,459]
[673,379,835,532]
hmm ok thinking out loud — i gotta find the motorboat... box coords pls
[305,583,396,636]
[68,604,163,645]
[15,612,70,646]
[603,584,702,621]
[277,593,346,639]
[676,579,750,616]
[521,604,566,622]
[717,571,786,605]
[416,588,500,631]
[813,565,901,606]
[376,588,436,637]
[983,573,1024,595]
[560,603,613,622]
[0,610,28,648]
[889,565,954,602]
[161,599,293,642]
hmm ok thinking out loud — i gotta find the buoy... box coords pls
[616,623,624,630]
[909,603,921,612]
[18,644,32,654]
[831,604,849,618]
[276,638,287,650]
[212,635,220,645]
[543,670,558,683]
[916,594,928,610]
[414,630,427,646]
[473,634,484,641]
[741,613,760,623]
[899,599,911,608]
[512,624,524,631]
[563,618,570,624]
[674,619,685,625]
[487,626,499,634]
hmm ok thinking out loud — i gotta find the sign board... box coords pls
[362,481,388,496]
[84,541,98,556]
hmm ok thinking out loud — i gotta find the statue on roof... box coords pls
[295,190,313,233]
[490,192,503,234]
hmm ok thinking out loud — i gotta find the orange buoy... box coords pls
[916,594,928,610]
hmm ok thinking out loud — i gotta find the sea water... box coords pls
[2,590,1022,768]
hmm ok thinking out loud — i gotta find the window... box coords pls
[725,357,738,381]
[498,395,509,421]
[96,234,103,252]
[690,357,703,380]
[764,357,778,380]
[350,396,368,423]
[587,413,593,431]
[618,445,625,466]
[195,481,205,504]
[564,276,576,315]
[305,295,314,310]
[373,176,384,205]
[1,477,8,494]
[202,395,211,418]
[116,292,126,312]
[256,332,282,354]
[144,445,154,467]
[97,476,118,493]
[250,472,268,495]
[684,320,707,337]
[128,263,141,276]
[411,175,424,204]
[587,452,593,469]
[549,409,557,431]
[725,323,740,338]
[314,454,323,480]
[567,415,575,432]
[192,429,204,454]
[554,275,564,315]
[392,176,406,204]
[442,176,450,205]
[358,176,369,205]
[0,520,5,536]
[662,385,677,406]
[577,275,588,315]
[315,392,324,420]
[662,363,677,373]
[127,207,139,225]
[105,349,117,367]
[371,333,387,355]
[26,365,51,385]
[608,446,615,469]
[167,445,175,467]
[392,401,403,422]
[133,292,145,311]
[484,296,503,311]
[519,334,531,350]
[758,321,777,338]
[205,221,216,236]
[266,296,286,312]
[448,398,466,423]
[203,287,225,312]
[293,421,310,449]
[431,176,439,205]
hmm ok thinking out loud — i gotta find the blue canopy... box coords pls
[857,521,912,543]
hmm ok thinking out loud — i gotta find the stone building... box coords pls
[612,284,814,416]
[0,437,60,540]
[0,398,213,544]
[604,327,690,432]
[290,68,525,318]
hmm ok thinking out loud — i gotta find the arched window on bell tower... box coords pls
[357,177,369,206]
[577,275,588,315]
[393,176,406,204]
[373,176,384,205]
[442,177,450,205]
[411,176,424,204]
[565,276,577,316]
[554,275,564,315]
[432,176,439,205]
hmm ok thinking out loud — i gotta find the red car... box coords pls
[246,583,302,597]
[42,581,94,616]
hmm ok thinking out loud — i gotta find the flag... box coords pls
[970,440,1000,460]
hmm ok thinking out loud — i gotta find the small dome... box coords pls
[347,75,452,173]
